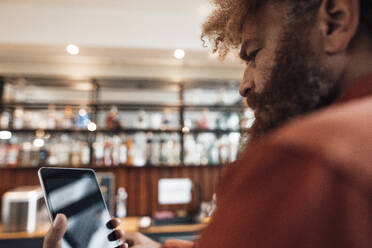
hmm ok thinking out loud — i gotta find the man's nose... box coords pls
[239,67,255,97]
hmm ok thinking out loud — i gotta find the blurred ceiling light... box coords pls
[33,138,45,148]
[87,122,97,132]
[174,49,185,60]
[75,82,93,91]
[0,131,12,140]
[79,108,87,117]
[66,44,80,55]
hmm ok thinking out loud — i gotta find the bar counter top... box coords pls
[0,217,207,240]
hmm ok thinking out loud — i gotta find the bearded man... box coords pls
[45,0,372,247]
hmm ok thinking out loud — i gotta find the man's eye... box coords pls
[246,49,261,62]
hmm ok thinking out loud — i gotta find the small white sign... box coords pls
[158,178,192,205]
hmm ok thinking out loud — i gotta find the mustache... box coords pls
[245,89,280,110]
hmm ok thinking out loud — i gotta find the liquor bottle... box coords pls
[0,142,7,167]
[30,145,40,167]
[116,187,128,218]
[133,133,146,167]
[76,106,91,129]
[162,108,172,130]
[47,143,58,166]
[208,143,219,165]
[125,137,133,166]
[93,134,104,166]
[112,136,121,166]
[70,142,81,167]
[80,142,90,166]
[106,106,121,130]
[150,135,160,165]
[63,106,74,129]
[6,138,19,167]
[56,136,70,166]
[136,110,149,129]
[159,134,167,165]
[39,146,49,167]
[103,137,113,167]
[13,107,24,129]
[218,136,230,164]
[197,109,211,130]
[146,132,153,165]
[47,105,57,129]
[119,134,127,165]
[0,110,11,129]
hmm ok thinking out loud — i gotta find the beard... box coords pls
[245,26,342,142]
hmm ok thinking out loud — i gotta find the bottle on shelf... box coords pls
[146,132,153,165]
[94,134,105,166]
[0,141,8,167]
[103,137,113,167]
[63,106,74,129]
[6,137,20,167]
[13,106,24,130]
[106,106,122,130]
[150,134,160,165]
[197,109,212,130]
[162,108,172,130]
[133,132,146,167]
[116,187,128,218]
[125,136,134,166]
[112,135,121,166]
[80,142,90,166]
[0,109,11,129]
[119,134,127,165]
[76,106,91,129]
[47,104,57,129]
[136,110,149,129]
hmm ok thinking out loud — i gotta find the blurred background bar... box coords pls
[0,0,249,246]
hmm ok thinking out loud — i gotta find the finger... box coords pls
[108,229,125,241]
[43,214,67,248]
[107,218,121,229]
[124,238,135,247]
[115,229,125,239]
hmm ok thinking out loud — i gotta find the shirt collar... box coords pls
[335,74,372,104]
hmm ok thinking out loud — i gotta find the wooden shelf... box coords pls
[0,164,224,170]
[0,128,181,134]
[0,128,242,134]
[1,101,245,110]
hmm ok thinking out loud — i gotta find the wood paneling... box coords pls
[0,166,222,219]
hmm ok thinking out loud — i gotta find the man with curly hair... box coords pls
[45,0,372,247]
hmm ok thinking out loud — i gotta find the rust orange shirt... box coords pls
[164,74,372,248]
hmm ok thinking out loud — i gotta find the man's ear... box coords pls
[319,0,360,54]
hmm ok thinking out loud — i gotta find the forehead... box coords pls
[242,3,288,41]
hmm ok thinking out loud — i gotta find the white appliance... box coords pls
[2,186,47,233]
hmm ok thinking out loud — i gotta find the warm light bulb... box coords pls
[79,109,87,117]
[0,131,12,140]
[87,122,97,132]
[174,49,185,60]
[33,138,45,148]
[66,44,80,55]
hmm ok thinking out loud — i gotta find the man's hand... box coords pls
[122,232,161,248]
[43,215,126,248]
[43,214,67,248]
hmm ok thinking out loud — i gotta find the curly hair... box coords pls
[201,0,372,58]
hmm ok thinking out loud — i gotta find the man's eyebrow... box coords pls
[240,38,260,59]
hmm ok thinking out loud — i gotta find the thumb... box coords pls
[43,214,68,248]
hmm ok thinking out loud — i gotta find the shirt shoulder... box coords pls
[267,95,372,191]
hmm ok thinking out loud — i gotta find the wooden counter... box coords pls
[0,217,207,240]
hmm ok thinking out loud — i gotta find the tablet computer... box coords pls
[38,167,121,248]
